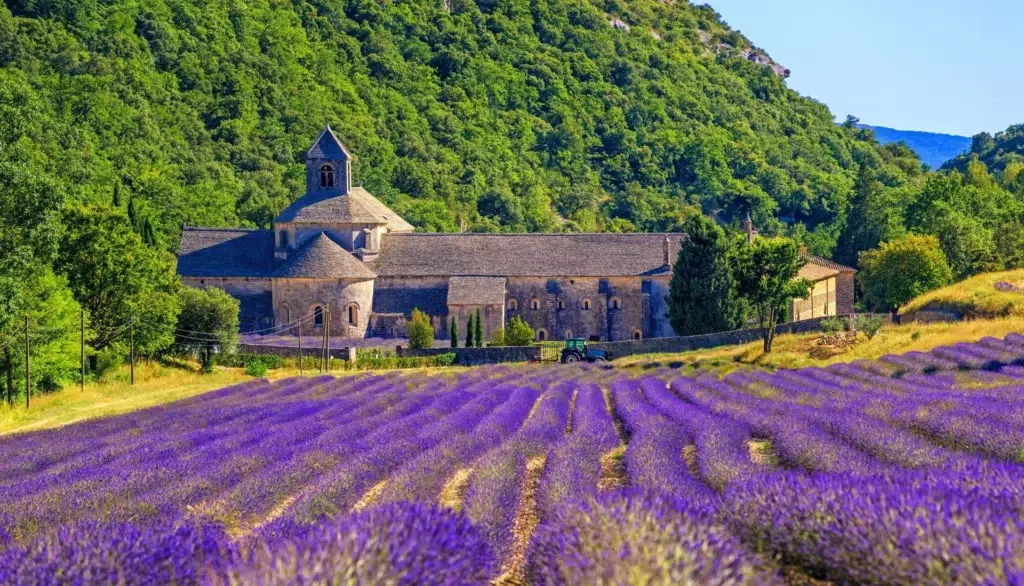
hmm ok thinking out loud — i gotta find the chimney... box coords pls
[663,235,672,267]
[744,213,758,244]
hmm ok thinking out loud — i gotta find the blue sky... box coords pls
[707,0,1024,136]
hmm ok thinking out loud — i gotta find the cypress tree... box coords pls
[450,316,458,348]
[474,308,483,347]
[142,217,158,247]
[465,313,474,348]
[127,191,137,227]
[113,182,121,207]
[668,214,743,336]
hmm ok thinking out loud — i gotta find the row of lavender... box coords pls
[3,334,1024,583]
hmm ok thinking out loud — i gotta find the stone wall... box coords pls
[397,345,541,365]
[836,272,855,315]
[369,313,407,338]
[238,343,352,360]
[589,313,890,359]
[448,303,504,343]
[505,276,654,342]
[271,277,375,337]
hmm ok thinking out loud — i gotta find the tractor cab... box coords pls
[560,338,610,364]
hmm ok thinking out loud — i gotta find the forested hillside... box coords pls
[858,125,970,169]
[2,0,902,246]
[944,124,1024,175]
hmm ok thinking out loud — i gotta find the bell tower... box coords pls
[306,124,352,196]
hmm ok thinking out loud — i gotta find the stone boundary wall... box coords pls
[588,313,891,359]
[238,343,354,361]
[898,310,961,324]
[397,345,542,366]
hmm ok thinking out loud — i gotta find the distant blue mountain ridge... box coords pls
[857,124,971,169]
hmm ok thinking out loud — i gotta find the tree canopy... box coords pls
[857,234,953,313]
[733,237,810,353]
[667,214,742,335]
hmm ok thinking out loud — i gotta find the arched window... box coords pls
[320,164,335,189]
[564,329,573,340]
[508,299,518,311]
[609,297,622,310]
[581,298,592,310]
[314,306,324,326]
[530,298,541,310]
[557,299,565,310]
[536,328,548,342]
[347,303,359,326]
[632,329,642,340]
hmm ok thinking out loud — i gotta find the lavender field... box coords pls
[5,334,1024,584]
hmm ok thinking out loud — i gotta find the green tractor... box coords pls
[560,338,611,364]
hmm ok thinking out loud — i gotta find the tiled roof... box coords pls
[273,187,414,232]
[806,255,856,274]
[307,125,351,160]
[177,228,275,278]
[447,277,507,306]
[273,233,376,280]
[370,233,683,277]
[798,262,840,282]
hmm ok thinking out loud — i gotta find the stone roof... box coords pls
[177,228,275,278]
[273,233,376,280]
[370,233,683,277]
[307,125,351,160]
[447,277,507,306]
[273,187,414,232]
[806,255,856,274]
[798,262,840,282]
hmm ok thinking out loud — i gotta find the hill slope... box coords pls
[0,0,893,246]
[943,124,1024,174]
[859,125,970,169]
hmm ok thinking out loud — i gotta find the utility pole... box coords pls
[129,316,135,386]
[298,327,303,376]
[24,316,30,409]
[80,310,85,392]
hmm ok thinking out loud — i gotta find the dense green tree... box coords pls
[1,269,83,404]
[175,286,240,372]
[465,313,475,349]
[505,317,535,347]
[858,234,953,312]
[407,309,434,350]
[667,215,742,336]
[54,206,180,355]
[0,0,907,243]
[450,316,458,349]
[733,238,811,353]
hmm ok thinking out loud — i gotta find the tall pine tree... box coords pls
[450,316,458,348]
[465,313,474,348]
[835,163,884,269]
[668,215,743,336]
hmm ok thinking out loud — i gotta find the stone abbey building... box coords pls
[178,127,854,342]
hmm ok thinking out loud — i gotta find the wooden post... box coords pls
[129,316,135,386]
[24,316,30,408]
[80,309,85,392]
[298,327,303,376]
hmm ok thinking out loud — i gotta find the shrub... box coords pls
[490,328,506,347]
[245,358,269,377]
[407,309,434,350]
[820,317,848,334]
[505,317,535,346]
[95,348,123,379]
[433,353,457,367]
[911,331,922,341]
[217,353,285,370]
[856,314,885,340]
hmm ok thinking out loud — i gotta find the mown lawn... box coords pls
[899,269,1024,319]
[615,316,1024,372]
